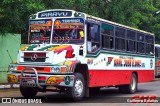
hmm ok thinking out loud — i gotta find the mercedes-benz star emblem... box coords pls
[31,54,38,61]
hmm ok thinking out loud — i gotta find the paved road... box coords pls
[0,80,160,106]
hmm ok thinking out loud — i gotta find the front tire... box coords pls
[20,86,38,98]
[67,73,85,101]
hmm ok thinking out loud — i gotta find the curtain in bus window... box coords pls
[101,23,114,36]
[101,23,114,49]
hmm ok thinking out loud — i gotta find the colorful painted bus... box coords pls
[155,44,160,77]
[8,9,155,101]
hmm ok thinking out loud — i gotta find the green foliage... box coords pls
[0,0,160,43]
[0,0,45,34]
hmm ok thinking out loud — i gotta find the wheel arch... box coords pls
[132,71,138,82]
[74,63,89,87]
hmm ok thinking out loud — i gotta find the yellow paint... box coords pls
[20,45,29,51]
[12,60,17,64]
[47,45,69,51]
[79,31,84,37]
[8,74,18,83]
[46,76,57,84]
[46,76,64,84]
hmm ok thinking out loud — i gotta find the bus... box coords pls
[155,44,160,77]
[8,9,155,101]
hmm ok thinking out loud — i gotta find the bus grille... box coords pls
[23,52,47,62]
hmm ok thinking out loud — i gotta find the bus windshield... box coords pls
[53,18,84,44]
[29,19,52,44]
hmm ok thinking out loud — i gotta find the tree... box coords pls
[0,0,160,44]
[0,0,45,34]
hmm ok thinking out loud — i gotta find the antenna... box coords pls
[6,50,13,62]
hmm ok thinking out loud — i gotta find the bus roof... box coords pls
[86,14,154,36]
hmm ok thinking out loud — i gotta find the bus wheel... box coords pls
[20,86,38,98]
[119,73,137,94]
[67,73,85,101]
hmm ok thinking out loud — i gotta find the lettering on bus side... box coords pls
[113,57,145,68]
[38,11,72,18]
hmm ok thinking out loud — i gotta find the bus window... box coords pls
[146,44,154,55]
[115,27,126,51]
[137,32,145,54]
[126,30,136,52]
[101,23,114,49]
[53,18,84,44]
[87,22,100,53]
[146,35,154,55]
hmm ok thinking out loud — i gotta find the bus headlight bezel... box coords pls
[8,65,17,72]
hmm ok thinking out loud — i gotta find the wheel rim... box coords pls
[131,76,136,91]
[74,79,83,97]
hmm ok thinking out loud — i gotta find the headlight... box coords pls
[8,65,16,71]
[51,67,61,73]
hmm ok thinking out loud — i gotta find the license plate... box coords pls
[21,79,37,87]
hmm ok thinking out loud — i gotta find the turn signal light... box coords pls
[38,76,46,81]
[44,67,50,72]
[17,66,24,71]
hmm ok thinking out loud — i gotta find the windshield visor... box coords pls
[29,19,52,44]
[53,18,84,44]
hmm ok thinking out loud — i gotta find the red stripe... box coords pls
[88,70,154,87]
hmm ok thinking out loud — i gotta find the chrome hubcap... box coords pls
[131,77,136,91]
[74,79,83,97]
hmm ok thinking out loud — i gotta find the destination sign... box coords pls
[38,11,72,18]
[30,19,52,26]
[54,18,84,29]
[30,19,52,32]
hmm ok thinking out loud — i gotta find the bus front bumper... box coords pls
[8,68,75,89]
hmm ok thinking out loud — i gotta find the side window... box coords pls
[126,30,136,52]
[115,27,126,51]
[87,22,100,53]
[101,23,114,49]
[145,35,154,55]
[137,32,145,53]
